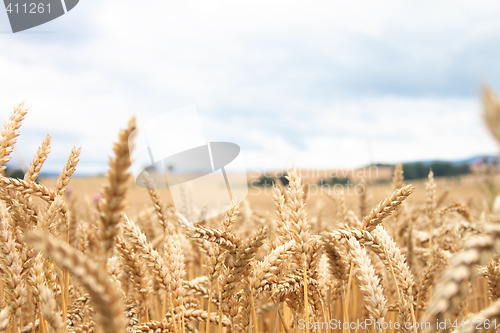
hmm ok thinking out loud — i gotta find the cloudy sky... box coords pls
[0,0,500,175]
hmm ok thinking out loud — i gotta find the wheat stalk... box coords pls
[26,229,127,333]
[99,116,136,256]
[361,185,414,231]
[0,103,28,175]
[24,134,51,182]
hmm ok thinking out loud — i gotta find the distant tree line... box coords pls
[251,173,290,187]
[317,176,351,186]
[252,172,354,188]
[251,161,471,187]
[402,162,470,180]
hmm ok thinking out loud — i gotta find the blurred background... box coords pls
[1,0,500,177]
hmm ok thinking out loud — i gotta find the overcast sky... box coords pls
[0,1,500,175]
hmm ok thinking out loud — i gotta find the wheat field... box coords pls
[1,89,500,333]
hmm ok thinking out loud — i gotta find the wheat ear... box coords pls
[425,170,436,219]
[56,146,82,195]
[486,261,500,300]
[361,185,414,231]
[115,236,152,316]
[188,225,241,251]
[435,202,471,222]
[0,176,60,203]
[344,236,387,326]
[39,283,65,332]
[26,229,127,333]
[0,102,28,175]
[121,213,175,315]
[0,218,27,327]
[273,185,292,244]
[24,134,51,182]
[417,248,448,307]
[99,116,136,256]
[393,162,404,190]
[164,232,187,313]
[251,239,295,295]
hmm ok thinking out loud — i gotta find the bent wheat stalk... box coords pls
[26,229,127,333]
[361,185,414,231]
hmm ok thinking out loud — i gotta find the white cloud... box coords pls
[227,97,498,170]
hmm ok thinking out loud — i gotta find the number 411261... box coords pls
[5,3,51,14]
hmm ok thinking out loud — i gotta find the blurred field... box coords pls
[40,171,500,217]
